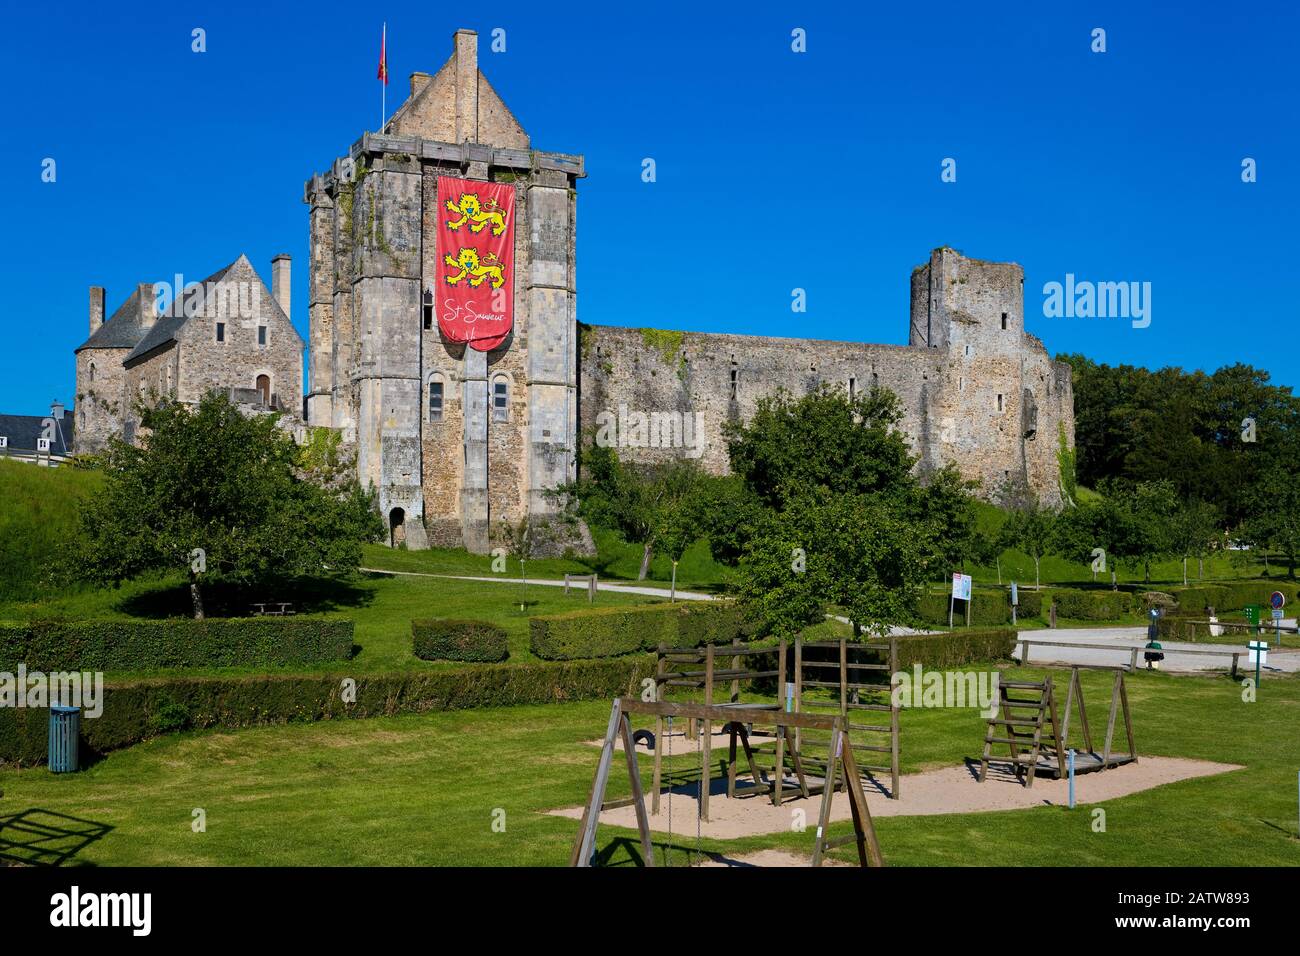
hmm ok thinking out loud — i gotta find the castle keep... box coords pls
[302,29,1075,552]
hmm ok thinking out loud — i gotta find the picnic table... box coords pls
[250,602,295,616]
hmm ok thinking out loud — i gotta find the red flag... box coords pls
[435,176,515,352]
[377,24,388,85]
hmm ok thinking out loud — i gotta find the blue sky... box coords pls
[3,1,1296,415]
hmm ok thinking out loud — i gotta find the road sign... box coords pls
[1273,608,1284,621]
[1010,582,1018,606]
[1248,641,1268,666]
[1271,591,1286,611]
[952,573,972,602]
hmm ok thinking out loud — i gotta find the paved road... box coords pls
[1014,626,1300,674]
[360,567,718,602]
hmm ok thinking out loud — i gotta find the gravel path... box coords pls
[1013,626,1300,673]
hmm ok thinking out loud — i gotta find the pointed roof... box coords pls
[122,254,302,365]
[385,29,529,148]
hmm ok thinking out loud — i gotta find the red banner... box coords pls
[434,175,515,352]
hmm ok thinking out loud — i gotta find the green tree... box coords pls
[724,384,915,508]
[734,492,925,638]
[1169,498,1221,584]
[568,444,701,580]
[999,501,1057,590]
[76,394,383,617]
[492,517,535,610]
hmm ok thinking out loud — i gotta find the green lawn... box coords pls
[2,664,1296,866]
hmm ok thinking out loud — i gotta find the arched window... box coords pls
[422,290,434,331]
[88,361,95,382]
[256,374,271,406]
[491,375,509,422]
[428,373,445,422]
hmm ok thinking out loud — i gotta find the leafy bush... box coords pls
[0,656,655,766]
[529,602,746,660]
[0,618,354,671]
[1174,581,1299,613]
[917,588,1039,626]
[412,619,508,663]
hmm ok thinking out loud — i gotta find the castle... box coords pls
[77,29,1075,553]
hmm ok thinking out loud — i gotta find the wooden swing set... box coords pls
[570,635,901,867]
[978,665,1137,788]
[571,696,884,867]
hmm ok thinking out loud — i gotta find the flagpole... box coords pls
[380,22,386,132]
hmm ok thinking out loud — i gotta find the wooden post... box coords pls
[700,644,714,821]
[1021,640,1030,666]
[651,645,666,814]
[1049,602,1057,629]
[889,637,901,800]
[810,721,843,867]
[1102,671,1121,768]
[572,699,623,866]
[1129,647,1139,673]
[618,713,655,866]
[793,636,804,753]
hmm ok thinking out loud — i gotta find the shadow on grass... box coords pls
[0,808,112,867]
[116,575,376,619]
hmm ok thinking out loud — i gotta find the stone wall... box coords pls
[74,347,129,453]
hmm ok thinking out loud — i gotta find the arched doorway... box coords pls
[389,507,406,548]
[255,374,271,406]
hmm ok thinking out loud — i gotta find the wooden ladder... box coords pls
[977,675,1066,788]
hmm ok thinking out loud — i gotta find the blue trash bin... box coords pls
[48,705,80,773]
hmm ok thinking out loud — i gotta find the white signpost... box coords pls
[1249,640,1268,690]
[950,572,973,627]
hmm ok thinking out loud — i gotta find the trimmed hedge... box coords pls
[917,588,1043,626]
[412,619,508,662]
[1048,588,1133,621]
[1172,581,1299,614]
[0,656,655,767]
[529,602,746,660]
[894,628,1018,669]
[0,618,354,671]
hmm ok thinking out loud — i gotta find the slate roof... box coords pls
[124,260,237,364]
[74,286,151,352]
[0,411,75,455]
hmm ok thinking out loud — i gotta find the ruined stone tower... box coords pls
[304,29,585,553]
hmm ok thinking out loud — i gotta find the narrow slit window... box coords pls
[428,380,444,422]
[258,325,267,346]
[216,321,225,343]
[492,378,509,422]
[996,393,1005,412]
[1001,312,1008,330]
[729,368,738,400]
[423,291,434,331]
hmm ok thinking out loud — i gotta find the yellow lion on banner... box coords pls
[443,248,505,289]
[444,192,506,236]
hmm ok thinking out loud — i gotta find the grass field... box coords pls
[1,663,1295,866]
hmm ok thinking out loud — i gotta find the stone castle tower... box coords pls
[304,29,584,553]
[305,30,1075,552]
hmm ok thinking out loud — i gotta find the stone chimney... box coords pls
[137,282,157,327]
[89,286,105,335]
[271,254,291,319]
[410,71,432,98]
[50,401,64,420]
[454,29,479,144]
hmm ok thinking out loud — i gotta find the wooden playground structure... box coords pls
[571,697,884,867]
[570,636,900,867]
[649,637,902,818]
[978,665,1137,788]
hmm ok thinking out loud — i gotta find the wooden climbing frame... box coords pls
[978,665,1136,788]
[572,697,885,868]
[791,637,902,800]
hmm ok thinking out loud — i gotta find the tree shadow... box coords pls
[116,575,376,619]
[0,808,112,867]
